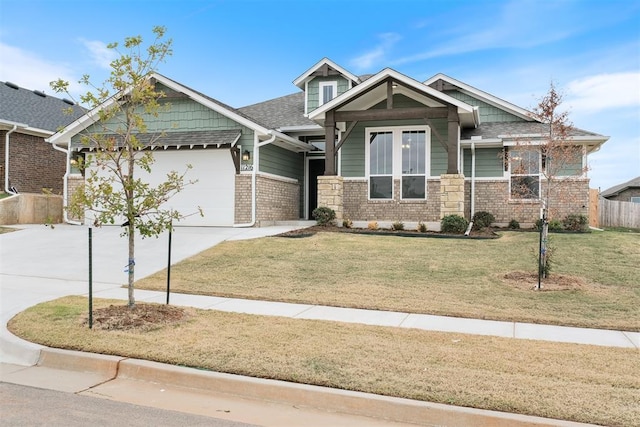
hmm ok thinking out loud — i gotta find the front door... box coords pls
[308,158,325,219]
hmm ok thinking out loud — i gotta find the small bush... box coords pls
[535,218,563,232]
[342,218,353,229]
[472,211,495,230]
[508,219,520,229]
[417,222,428,232]
[391,221,404,231]
[312,207,336,226]
[563,214,588,232]
[441,214,468,234]
[367,221,379,230]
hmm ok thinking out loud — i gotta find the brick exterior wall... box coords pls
[465,179,590,224]
[343,179,441,222]
[255,174,300,224]
[66,175,85,222]
[0,131,65,194]
[234,174,252,224]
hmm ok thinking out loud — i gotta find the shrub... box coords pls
[312,207,336,226]
[342,218,353,229]
[563,214,588,232]
[535,218,563,232]
[472,211,495,230]
[441,214,468,234]
[391,221,404,231]
[417,221,428,232]
[508,219,520,229]
[367,221,378,230]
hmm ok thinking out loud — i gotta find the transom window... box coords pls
[509,148,540,199]
[319,81,337,106]
[366,126,429,200]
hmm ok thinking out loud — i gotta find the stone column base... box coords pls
[317,176,343,222]
[440,174,465,218]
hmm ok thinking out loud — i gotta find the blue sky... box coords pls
[1,0,638,191]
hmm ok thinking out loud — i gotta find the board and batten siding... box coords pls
[444,90,526,123]
[462,147,504,177]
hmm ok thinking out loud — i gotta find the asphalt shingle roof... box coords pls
[0,81,86,131]
[461,122,604,139]
[239,92,317,129]
[600,176,640,197]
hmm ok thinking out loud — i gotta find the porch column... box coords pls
[324,110,336,175]
[440,173,465,219]
[447,105,460,174]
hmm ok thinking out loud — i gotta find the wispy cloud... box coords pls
[0,42,76,93]
[566,72,640,113]
[349,32,401,71]
[80,39,116,69]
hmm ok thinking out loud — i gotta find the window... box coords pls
[401,131,426,199]
[319,81,337,106]
[631,196,640,204]
[509,148,540,199]
[366,126,429,200]
[369,132,393,199]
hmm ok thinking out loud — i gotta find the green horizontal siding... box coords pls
[444,90,526,123]
[429,118,448,176]
[307,76,350,112]
[463,147,504,177]
[260,144,304,181]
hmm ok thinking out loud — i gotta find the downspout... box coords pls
[233,132,277,227]
[464,142,476,236]
[51,140,82,225]
[4,124,19,194]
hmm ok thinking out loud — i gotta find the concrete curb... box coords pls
[0,329,44,366]
[38,348,588,427]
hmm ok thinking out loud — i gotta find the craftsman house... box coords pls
[47,58,608,227]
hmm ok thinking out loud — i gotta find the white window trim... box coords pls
[508,147,541,201]
[319,81,338,106]
[365,125,431,201]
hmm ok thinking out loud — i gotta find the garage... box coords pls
[88,147,236,227]
[146,148,236,226]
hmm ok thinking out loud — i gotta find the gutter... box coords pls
[50,140,82,225]
[464,141,476,236]
[233,132,277,227]
[3,120,28,194]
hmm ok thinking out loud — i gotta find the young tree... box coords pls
[510,82,584,284]
[51,26,199,307]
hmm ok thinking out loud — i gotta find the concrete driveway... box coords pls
[0,223,306,364]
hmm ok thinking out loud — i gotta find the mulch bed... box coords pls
[84,303,190,331]
[502,271,588,291]
[276,225,499,239]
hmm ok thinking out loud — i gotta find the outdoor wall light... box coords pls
[242,150,251,161]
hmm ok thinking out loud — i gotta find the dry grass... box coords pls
[136,230,640,331]
[8,296,640,427]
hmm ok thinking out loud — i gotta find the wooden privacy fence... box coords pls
[598,198,640,229]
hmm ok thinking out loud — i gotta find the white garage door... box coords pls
[148,149,235,226]
[88,149,235,226]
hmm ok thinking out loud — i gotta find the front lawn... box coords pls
[8,296,639,427]
[136,229,640,331]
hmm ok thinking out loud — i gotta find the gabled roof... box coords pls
[601,176,640,197]
[308,68,479,127]
[0,81,85,136]
[293,57,360,89]
[424,73,534,122]
[47,73,310,152]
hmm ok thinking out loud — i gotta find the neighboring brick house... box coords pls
[0,81,85,194]
[600,177,640,203]
[48,59,609,228]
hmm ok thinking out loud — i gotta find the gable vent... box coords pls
[4,81,19,90]
[62,98,75,105]
[33,90,46,97]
